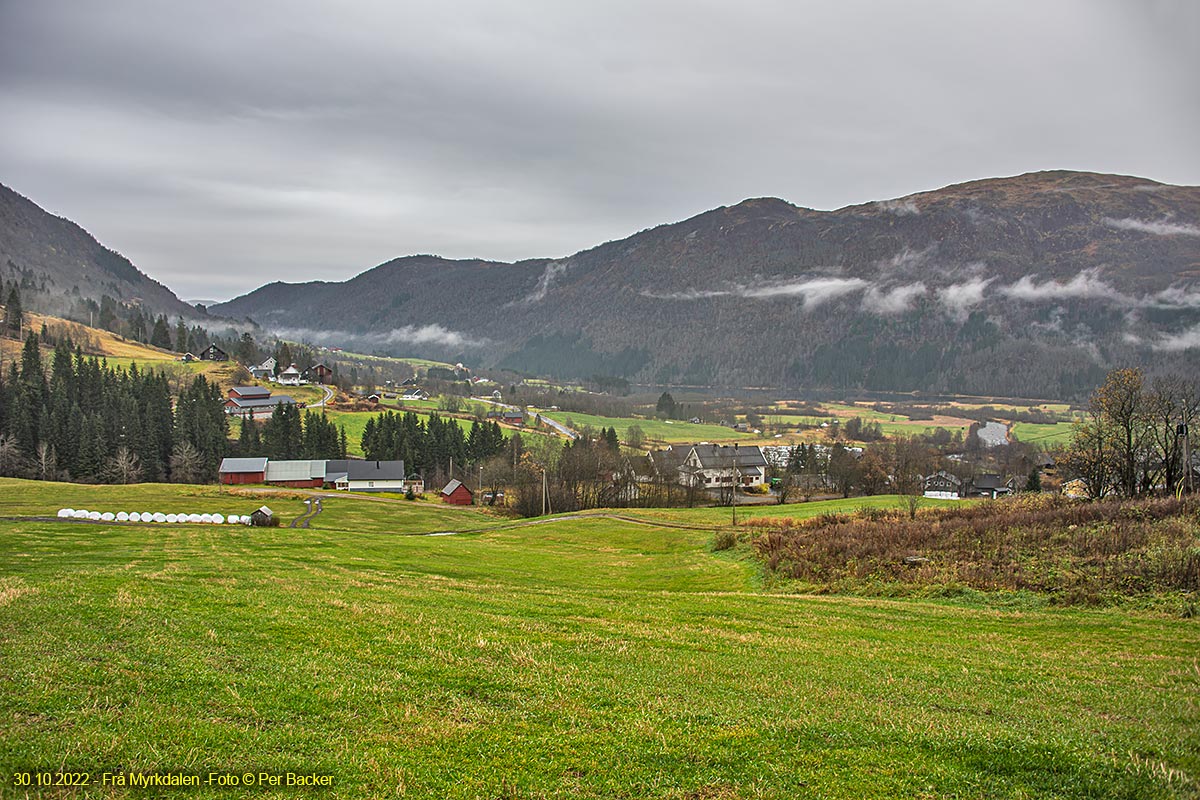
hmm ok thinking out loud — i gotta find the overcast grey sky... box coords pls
[1,0,1197,301]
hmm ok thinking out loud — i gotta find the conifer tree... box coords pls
[175,318,189,353]
[150,315,172,349]
[4,285,23,337]
[238,413,261,455]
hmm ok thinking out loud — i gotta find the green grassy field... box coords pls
[1010,421,1078,446]
[329,350,456,372]
[617,494,970,526]
[538,410,751,444]
[1,480,1196,798]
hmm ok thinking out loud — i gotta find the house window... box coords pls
[369,481,374,488]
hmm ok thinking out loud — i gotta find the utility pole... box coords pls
[731,443,739,527]
[1180,422,1193,495]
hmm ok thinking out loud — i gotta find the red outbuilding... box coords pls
[218,457,268,485]
[440,478,474,506]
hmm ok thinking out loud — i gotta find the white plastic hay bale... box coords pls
[87,511,101,521]
[73,509,89,519]
[176,514,188,523]
[166,513,178,523]
[58,508,73,518]
[116,511,129,522]
[153,512,167,523]
[226,514,241,524]
[187,513,202,523]
[100,512,115,521]
[200,513,214,524]
[211,513,225,524]
[129,512,142,522]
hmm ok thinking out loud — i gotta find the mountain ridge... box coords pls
[0,182,202,322]
[5,170,1196,398]
[213,170,1200,398]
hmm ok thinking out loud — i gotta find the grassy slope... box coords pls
[1010,421,1078,446]
[617,494,970,526]
[1,481,1196,798]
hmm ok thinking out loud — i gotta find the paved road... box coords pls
[310,385,336,408]
[534,414,579,440]
[474,397,579,440]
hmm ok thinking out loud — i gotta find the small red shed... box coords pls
[440,478,474,506]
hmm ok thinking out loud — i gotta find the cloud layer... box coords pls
[0,1,1196,300]
[1103,217,1200,237]
[271,324,484,350]
[641,263,1200,345]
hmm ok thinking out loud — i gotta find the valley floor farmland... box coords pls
[0,480,1197,798]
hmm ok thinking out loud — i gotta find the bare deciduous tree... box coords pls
[107,447,143,485]
[169,441,203,484]
[34,441,57,481]
[0,434,23,478]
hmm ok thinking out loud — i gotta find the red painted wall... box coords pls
[442,485,473,505]
[220,472,264,485]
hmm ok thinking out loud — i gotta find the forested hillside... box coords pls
[0,183,202,323]
[213,171,1200,400]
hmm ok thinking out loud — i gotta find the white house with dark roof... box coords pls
[323,459,407,492]
[676,444,768,488]
[922,471,962,499]
[277,364,304,386]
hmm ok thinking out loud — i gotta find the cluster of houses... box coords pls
[247,357,333,386]
[217,457,478,505]
[645,442,1048,501]
[179,344,231,363]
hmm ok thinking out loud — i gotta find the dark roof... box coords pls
[923,471,962,486]
[971,474,1007,490]
[689,444,768,470]
[227,395,296,409]
[650,446,688,472]
[231,385,271,398]
[345,460,406,481]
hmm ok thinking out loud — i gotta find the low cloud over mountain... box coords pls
[200,170,1200,397]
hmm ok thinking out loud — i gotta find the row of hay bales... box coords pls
[57,509,249,524]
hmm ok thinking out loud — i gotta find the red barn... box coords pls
[440,478,474,506]
[219,457,267,485]
[309,363,334,384]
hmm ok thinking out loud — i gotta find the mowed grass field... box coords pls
[1,479,1197,798]
[617,494,971,527]
[1010,420,1078,446]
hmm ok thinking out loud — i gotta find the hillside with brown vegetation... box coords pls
[747,494,1200,606]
